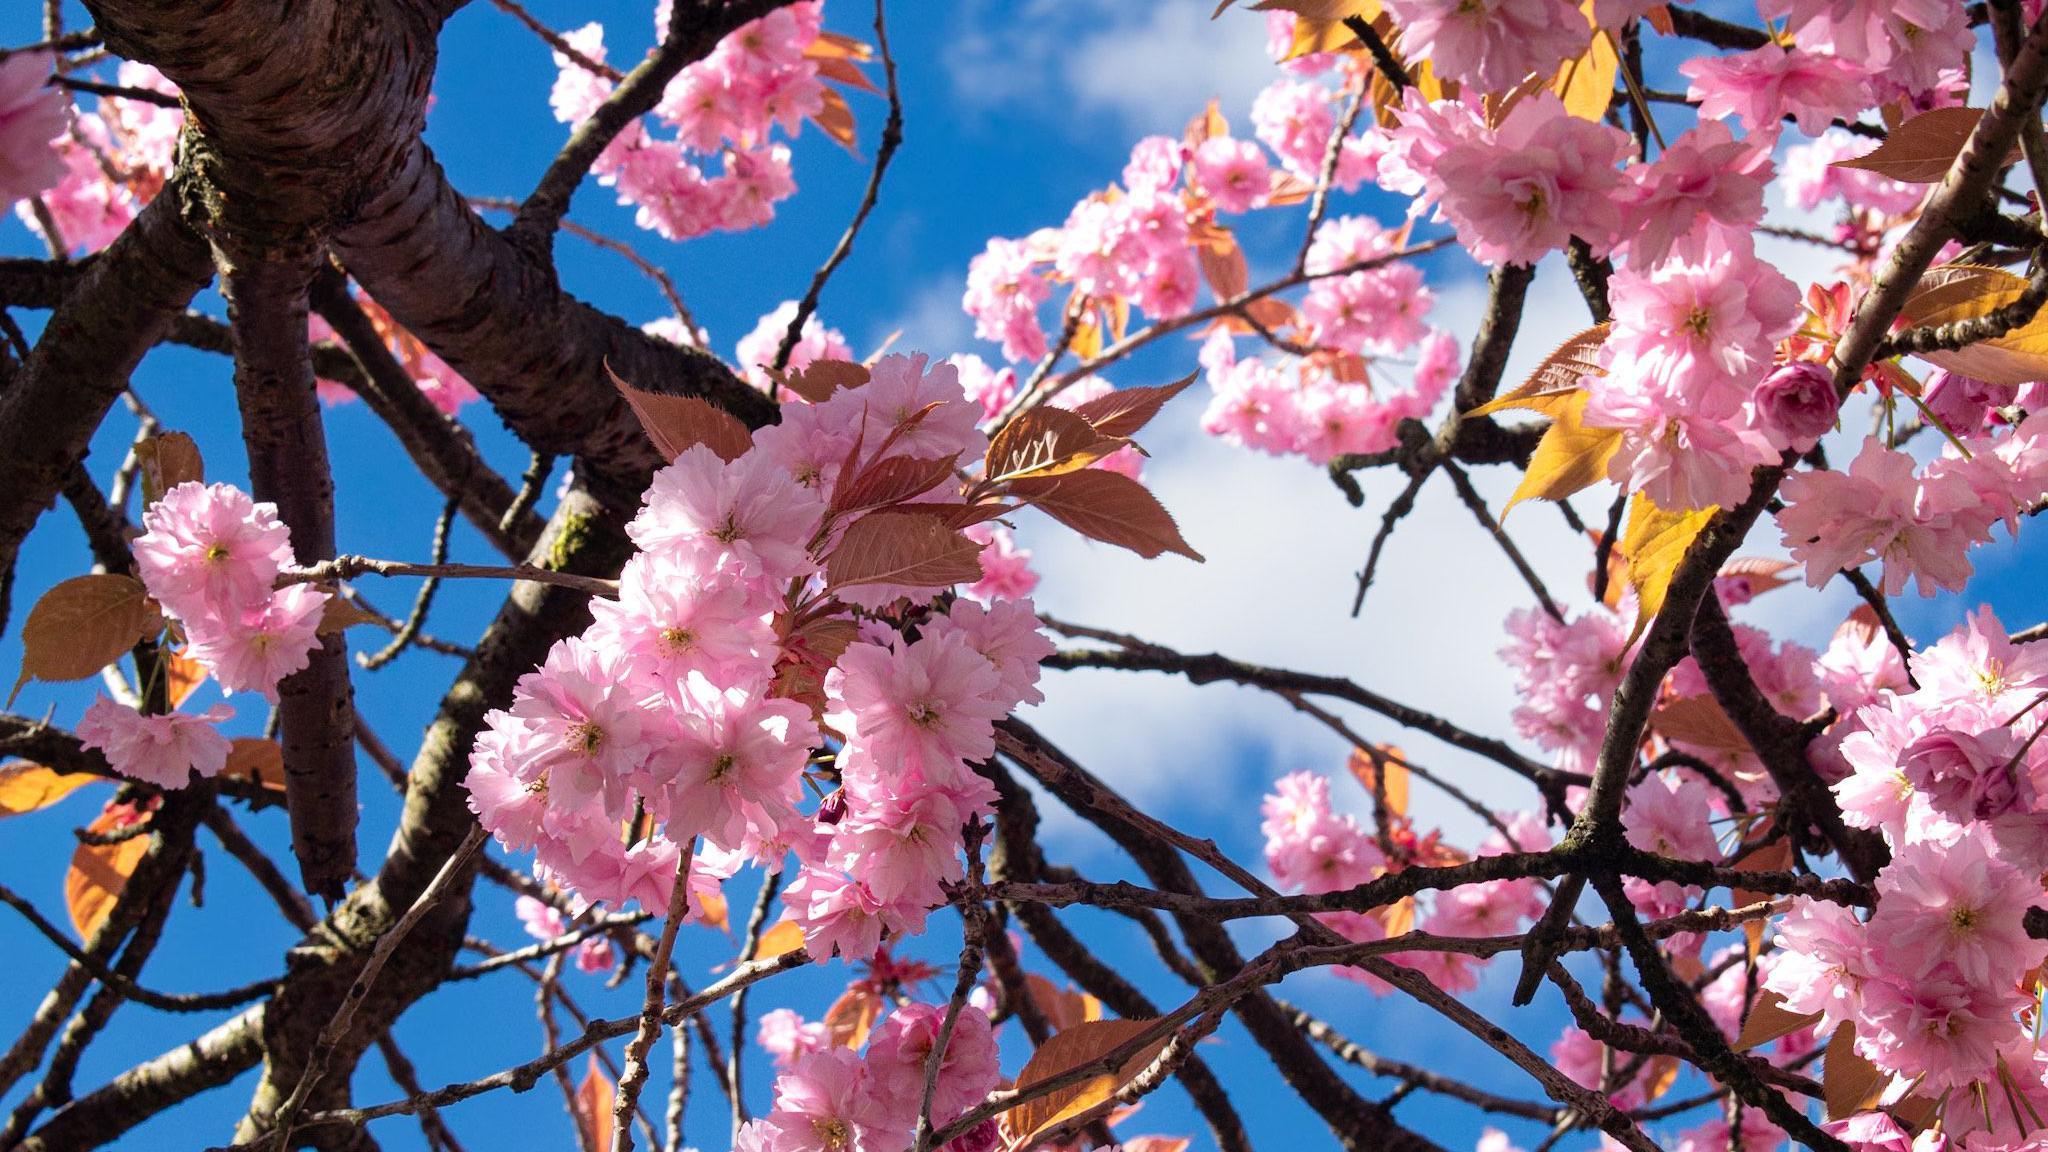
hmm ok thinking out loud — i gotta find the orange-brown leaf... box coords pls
[67,805,150,939]
[774,358,869,403]
[1653,695,1749,755]
[0,763,100,818]
[832,454,961,515]
[811,87,860,153]
[1027,974,1106,1033]
[986,408,1122,484]
[609,365,753,462]
[1069,375,1197,440]
[1007,471,1203,562]
[1735,992,1822,1052]
[224,738,288,793]
[1549,11,1613,123]
[1833,106,1991,184]
[1823,1022,1889,1120]
[573,1054,616,1152]
[135,431,204,507]
[825,512,985,591]
[1002,1018,1171,1148]
[163,646,207,708]
[317,595,386,636]
[814,55,877,94]
[1183,99,1229,151]
[1346,745,1409,818]
[753,919,806,960]
[824,985,882,1049]
[10,574,160,706]
[1470,324,1609,418]
[1198,229,1250,303]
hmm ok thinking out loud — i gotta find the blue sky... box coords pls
[6,3,2048,1151]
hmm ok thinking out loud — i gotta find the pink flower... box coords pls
[1618,121,1770,269]
[864,1003,1001,1129]
[817,353,986,463]
[963,238,1051,364]
[133,482,296,621]
[1621,771,1721,861]
[1781,130,1926,216]
[77,696,234,789]
[1680,45,1870,136]
[826,631,1007,781]
[1381,0,1590,92]
[642,675,815,852]
[1856,964,2015,1088]
[1191,136,1270,214]
[629,444,826,584]
[920,597,1053,711]
[508,637,651,823]
[1867,830,2046,989]
[465,716,554,852]
[960,523,1037,603]
[1763,897,1870,1035]
[735,301,852,387]
[1776,439,1996,597]
[1750,361,1838,452]
[785,866,885,961]
[756,1008,829,1069]
[758,1047,899,1152]
[1909,607,2048,715]
[1262,772,1384,893]
[0,52,70,207]
[1426,92,1631,267]
[585,550,777,685]
[185,584,329,701]
[949,354,1017,423]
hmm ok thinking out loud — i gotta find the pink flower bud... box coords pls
[1751,361,1837,451]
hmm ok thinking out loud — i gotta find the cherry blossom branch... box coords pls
[487,0,621,80]
[773,0,902,374]
[611,847,692,1152]
[280,556,621,598]
[1294,71,1369,276]
[275,950,810,1136]
[264,825,488,1150]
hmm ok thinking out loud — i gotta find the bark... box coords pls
[0,194,212,627]
[225,255,360,900]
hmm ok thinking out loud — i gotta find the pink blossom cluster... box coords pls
[1779,418,2048,597]
[131,482,330,701]
[79,481,333,788]
[549,3,827,243]
[464,353,1053,952]
[16,61,181,255]
[0,51,69,209]
[1260,770,1550,993]
[1499,605,1632,776]
[735,1001,1001,1152]
[1199,324,1460,465]
[513,892,617,975]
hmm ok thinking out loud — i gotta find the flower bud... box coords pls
[1751,362,1837,451]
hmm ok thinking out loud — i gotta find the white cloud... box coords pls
[872,275,975,359]
[946,0,1276,135]
[1017,221,1864,860]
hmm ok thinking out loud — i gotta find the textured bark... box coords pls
[333,135,776,510]
[0,194,212,625]
[225,255,361,900]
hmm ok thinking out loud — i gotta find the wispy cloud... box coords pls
[946,0,1275,135]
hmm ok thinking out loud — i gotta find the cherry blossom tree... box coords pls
[4,2,2048,1152]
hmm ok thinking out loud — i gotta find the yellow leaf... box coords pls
[1249,0,1380,18]
[1503,391,1621,513]
[1550,14,1615,122]
[1642,1054,1681,1103]
[1735,991,1822,1052]
[1001,1018,1170,1148]
[1284,15,1362,60]
[1619,492,1716,643]
[1897,263,2048,386]
[10,574,161,706]
[1823,1022,1890,1120]
[0,763,101,818]
[67,805,150,939]
[985,407,1124,484]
